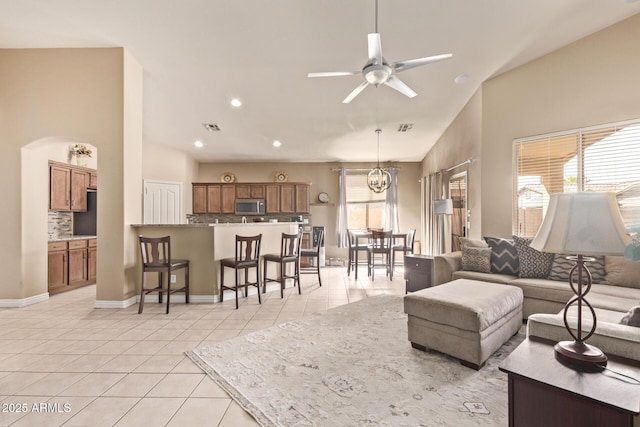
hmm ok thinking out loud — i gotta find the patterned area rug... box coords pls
[187,295,524,426]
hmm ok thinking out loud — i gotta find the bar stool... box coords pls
[220,234,262,309]
[367,230,393,281]
[138,235,190,314]
[262,231,302,298]
[300,229,324,286]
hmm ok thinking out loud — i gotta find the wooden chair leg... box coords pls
[280,262,285,298]
[158,272,163,304]
[256,265,262,304]
[138,271,146,314]
[185,265,190,304]
[165,268,171,314]
[262,259,268,293]
[234,269,239,309]
[317,261,322,287]
[220,265,225,303]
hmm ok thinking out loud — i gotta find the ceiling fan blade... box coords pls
[393,53,453,73]
[308,71,358,78]
[342,81,369,104]
[368,33,383,65]
[384,76,417,98]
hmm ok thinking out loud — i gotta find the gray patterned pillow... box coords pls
[548,254,606,284]
[483,237,519,275]
[461,247,492,273]
[513,235,554,279]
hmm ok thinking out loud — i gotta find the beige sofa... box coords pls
[434,251,640,361]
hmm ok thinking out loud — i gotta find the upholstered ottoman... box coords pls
[404,279,523,369]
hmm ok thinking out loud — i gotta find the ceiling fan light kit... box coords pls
[308,0,452,103]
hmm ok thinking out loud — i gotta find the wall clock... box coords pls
[318,192,330,203]
[221,172,235,183]
[275,171,288,182]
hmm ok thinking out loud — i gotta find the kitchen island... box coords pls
[131,222,299,301]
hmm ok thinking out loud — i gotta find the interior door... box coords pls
[143,180,182,224]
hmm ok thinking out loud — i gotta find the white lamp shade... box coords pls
[433,199,454,215]
[530,192,630,256]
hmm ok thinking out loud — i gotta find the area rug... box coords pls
[187,295,524,426]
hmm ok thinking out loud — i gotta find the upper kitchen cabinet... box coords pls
[280,184,295,214]
[236,184,265,199]
[49,161,95,212]
[295,184,310,213]
[192,184,207,214]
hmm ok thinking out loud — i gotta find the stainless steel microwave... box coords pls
[235,199,265,215]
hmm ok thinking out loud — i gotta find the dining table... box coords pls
[350,230,406,280]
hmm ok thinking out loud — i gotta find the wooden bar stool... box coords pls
[347,229,369,280]
[391,228,416,273]
[220,234,262,309]
[262,231,302,298]
[138,235,190,314]
[300,229,324,286]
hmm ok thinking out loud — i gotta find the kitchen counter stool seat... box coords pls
[263,231,302,298]
[220,234,262,309]
[138,235,190,314]
[300,229,324,286]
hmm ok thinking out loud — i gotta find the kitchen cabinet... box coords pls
[192,182,310,215]
[295,184,310,213]
[47,241,68,293]
[221,185,235,213]
[48,238,97,295]
[280,184,295,213]
[49,161,95,212]
[266,184,281,213]
[193,184,207,214]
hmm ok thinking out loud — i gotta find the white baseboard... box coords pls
[0,292,49,308]
[95,282,289,308]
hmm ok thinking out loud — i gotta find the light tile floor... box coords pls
[0,265,405,426]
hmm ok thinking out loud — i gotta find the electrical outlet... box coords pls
[171,275,176,283]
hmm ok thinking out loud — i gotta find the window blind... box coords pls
[513,120,640,237]
[346,174,386,203]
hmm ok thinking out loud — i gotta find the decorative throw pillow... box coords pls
[602,256,640,289]
[512,235,554,279]
[620,306,640,327]
[548,254,606,284]
[483,237,519,275]
[461,247,492,273]
[459,237,489,249]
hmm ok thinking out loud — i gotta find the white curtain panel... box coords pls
[384,167,400,233]
[336,167,349,248]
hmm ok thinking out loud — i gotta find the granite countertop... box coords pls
[49,235,97,242]
[131,222,297,227]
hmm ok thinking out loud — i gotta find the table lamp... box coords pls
[530,192,631,371]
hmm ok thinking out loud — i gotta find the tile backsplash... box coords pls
[48,211,73,240]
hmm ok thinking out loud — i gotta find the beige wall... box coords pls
[0,48,142,303]
[422,13,640,242]
[142,141,199,218]
[421,88,483,240]
[196,161,421,259]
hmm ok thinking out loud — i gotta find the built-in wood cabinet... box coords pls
[192,182,310,215]
[48,238,97,295]
[49,161,97,212]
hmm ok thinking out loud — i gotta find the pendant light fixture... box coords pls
[367,129,392,193]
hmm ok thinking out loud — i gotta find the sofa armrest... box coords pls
[434,251,462,286]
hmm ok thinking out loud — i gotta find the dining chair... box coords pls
[367,230,393,281]
[300,229,324,286]
[220,234,262,309]
[391,228,416,273]
[347,229,369,280]
[138,235,190,314]
[263,231,302,298]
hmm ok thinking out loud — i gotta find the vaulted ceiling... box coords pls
[1,0,639,163]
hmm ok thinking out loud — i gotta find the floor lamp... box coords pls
[530,192,630,371]
[433,199,453,255]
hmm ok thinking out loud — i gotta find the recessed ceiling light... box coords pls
[455,74,470,84]
[231,98,242,107]
[273,140,281,148]
[194,140,203,148]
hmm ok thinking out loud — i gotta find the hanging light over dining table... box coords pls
[367,129,392,193]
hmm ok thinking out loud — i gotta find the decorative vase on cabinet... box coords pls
[75,155,88,168]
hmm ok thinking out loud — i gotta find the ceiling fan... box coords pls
[308,0,452,104]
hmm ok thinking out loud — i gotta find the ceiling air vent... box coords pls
[203,123,221,132]
[398,123,413,132]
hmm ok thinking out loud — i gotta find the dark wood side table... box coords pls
[499,338,640,427]
[404,254,434,293]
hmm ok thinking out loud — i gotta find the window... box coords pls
[513,120,640,237]
[346,173,385,230]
